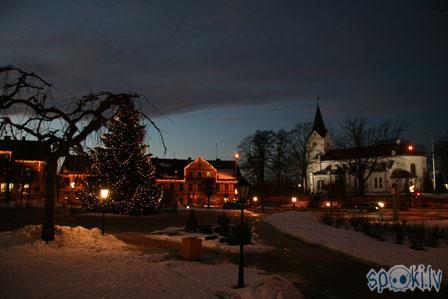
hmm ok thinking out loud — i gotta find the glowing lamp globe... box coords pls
[100,189,109,200]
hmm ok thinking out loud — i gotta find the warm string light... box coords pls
[79,101,162,215]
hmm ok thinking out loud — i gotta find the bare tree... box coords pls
[269,129,291,187]
[237,130,274,186]
[0,66,164,241]
[201,177,216,209]
[335,118,406,195]
[435,132,448,190]
[288,122,312,192]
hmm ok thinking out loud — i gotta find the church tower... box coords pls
[307,105,330,161]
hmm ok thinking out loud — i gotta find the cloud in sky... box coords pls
[1,0,447,158]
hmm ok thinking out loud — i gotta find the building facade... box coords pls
[0,136,48,206]
[153,157,238,207]
[306,106,427,195]
[1,137,239,209]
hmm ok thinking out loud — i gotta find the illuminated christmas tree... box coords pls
[82,99,162,215]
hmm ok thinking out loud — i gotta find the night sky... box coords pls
[1,0,447,159]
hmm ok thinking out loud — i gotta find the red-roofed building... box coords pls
[153,157,238,207]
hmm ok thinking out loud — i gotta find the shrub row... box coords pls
[318,214,448,250]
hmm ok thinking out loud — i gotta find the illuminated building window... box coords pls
[206,171,211,177]
[0,183,14,192]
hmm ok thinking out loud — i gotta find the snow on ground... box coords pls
[0,225,301,299]
[146,227,274,254]
[264,211,448,280]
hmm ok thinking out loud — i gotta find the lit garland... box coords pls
[79,100,163,215]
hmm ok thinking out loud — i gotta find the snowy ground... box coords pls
[264,211,448,281]
[0,225,302,299]
[146,226,274,254]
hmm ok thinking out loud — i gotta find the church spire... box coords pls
[312,104,328,137]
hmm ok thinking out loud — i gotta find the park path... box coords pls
[115,220,446,299]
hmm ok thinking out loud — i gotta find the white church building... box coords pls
[306,106,427,195]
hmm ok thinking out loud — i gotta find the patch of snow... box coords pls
[0,225,301,299]
[264,211,448,281]
[146,227,274,254]
[0,225,129,252]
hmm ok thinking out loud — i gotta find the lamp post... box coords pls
[378,201,385,221]
[99,188,109,235]
[291,197,297,210]
[236,177,250,288]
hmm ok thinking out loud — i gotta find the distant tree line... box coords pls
[435,132,448,192]
[238,117,410,197]
[237,122,312,197]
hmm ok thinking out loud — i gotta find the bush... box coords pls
[199,224,213,234]
[408,224,425,250]
[218,214,230,226]
[320,213,333,226]
[227,222,252,245]
[393,223,406,244]
[350,217,369,232]
[185,210,199,232]
[369,223,387,241]
[334,217,345,228]
[215,214,230,236]
[441,227,448,242]
[424,226,440,248]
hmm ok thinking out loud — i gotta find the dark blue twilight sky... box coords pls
[1,0,447,159]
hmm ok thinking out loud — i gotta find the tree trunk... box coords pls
[358,176,366,196]
[41,156,58,242]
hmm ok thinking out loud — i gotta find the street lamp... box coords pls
[99,188,109,235]
[378,201,385,221]
[252,196,258,203]
[291,197,297,210]
[236,177,250,289]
